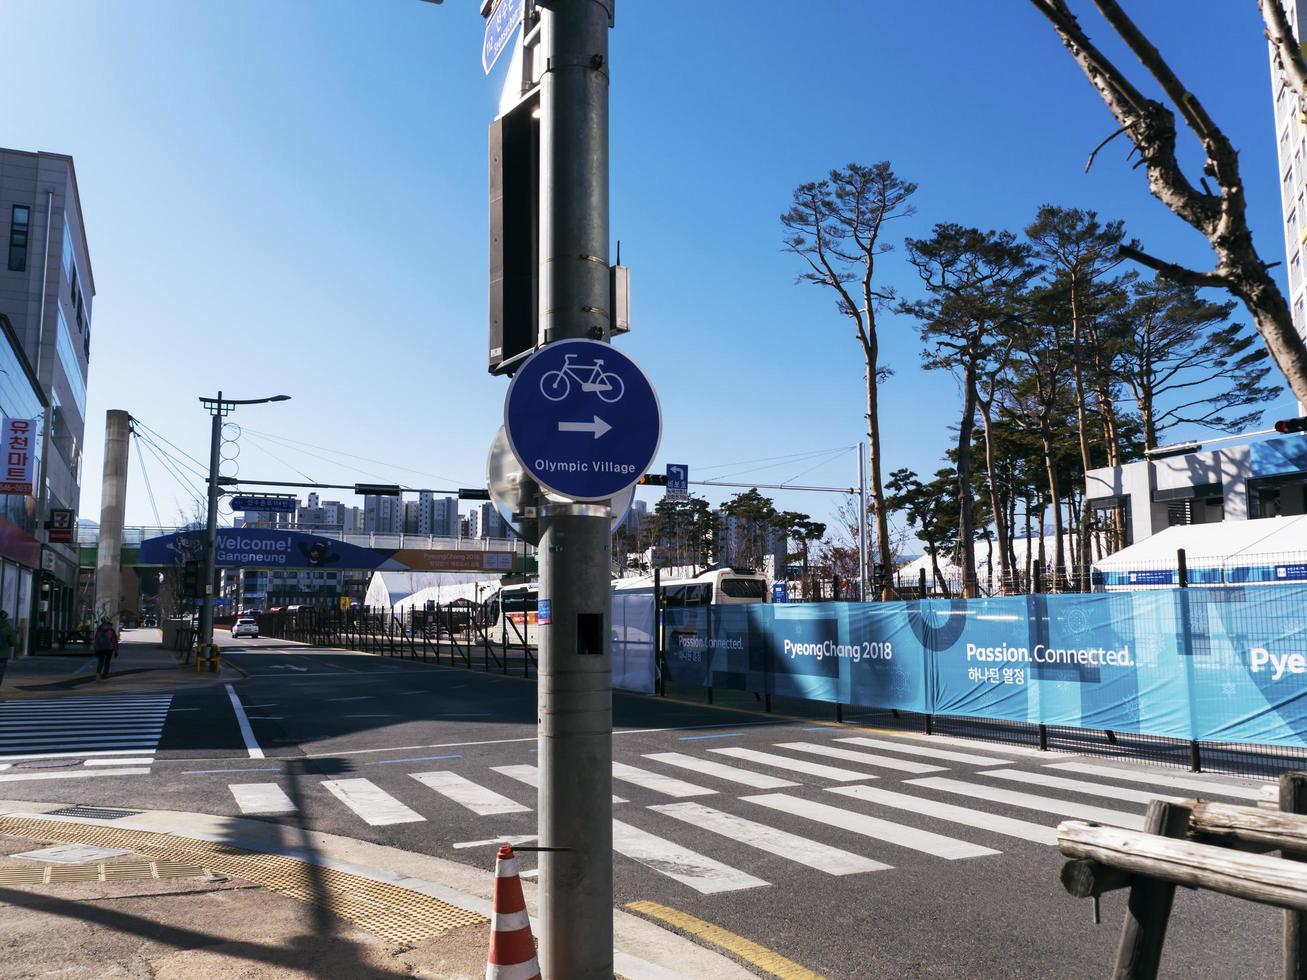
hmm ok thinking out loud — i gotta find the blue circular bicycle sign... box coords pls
[504,338,661,502]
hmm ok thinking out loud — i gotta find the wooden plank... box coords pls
[1111,800,1190,980]
[1188,799,1307,852]
[1059,858,1133,899]
[1057,819,1307,913]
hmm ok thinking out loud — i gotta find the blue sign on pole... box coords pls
[231,496,297,513]
[483,0,525,75]
[666,463,688,500]
[504,338,661,502]
[772,582,789,604]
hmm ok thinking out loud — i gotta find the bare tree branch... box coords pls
[1117,242,1229,288]
[1261,0,1307,119]
[1085,126,1128,173]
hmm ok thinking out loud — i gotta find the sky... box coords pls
[0,0,1299,541]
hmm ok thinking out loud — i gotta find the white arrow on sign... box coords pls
[558,416,612,439]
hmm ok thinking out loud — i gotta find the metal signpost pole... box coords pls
[536,1,614,976]
[198,394,224,650]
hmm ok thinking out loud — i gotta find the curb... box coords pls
[0,799,752,980]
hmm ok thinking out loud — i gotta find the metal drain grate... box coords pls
[0,816,487,945]
[44,806,141,820]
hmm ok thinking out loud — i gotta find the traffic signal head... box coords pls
[638,473,667,486]
[1274,417,1307,434]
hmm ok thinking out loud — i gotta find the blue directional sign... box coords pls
[666,463,688,500]
[504,339,661,502]
[231,496,297,513]
[483,0,524,75]
[772,582,789,604]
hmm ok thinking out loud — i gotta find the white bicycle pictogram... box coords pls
[540,354,625,403]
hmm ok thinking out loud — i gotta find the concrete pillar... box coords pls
[94,410,131,624]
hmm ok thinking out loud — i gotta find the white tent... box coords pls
[1092,517,1307,590]
[363,571,501,609]
[897,535,1080,592]
[393,579,499,614]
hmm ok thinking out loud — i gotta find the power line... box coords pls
[241,426,473,486]
[130,418,209,474]
[131,432,163,527]
[694,446,853,476]
[134,432,206,509]
[240,433,318,484]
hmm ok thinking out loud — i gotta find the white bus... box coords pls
[485,567,769,646]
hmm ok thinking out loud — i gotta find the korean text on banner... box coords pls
[0,418,36,495]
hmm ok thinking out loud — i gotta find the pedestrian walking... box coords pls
[92,617,118,680]
[0,610,16,660]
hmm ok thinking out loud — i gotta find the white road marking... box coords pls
[0,748,168,762]
[325,696,372,702]
[742,793,999,860]
[650,801,890,875]
[321,778,426,825]
[245,716,284,720]
[411,771,531,815]
[835,736,1012,766]
[1045,762,1262,801]
[857,731,1066,758]
[344,714,398,718]
[906,777,1146,829]
[230,783,297,814]
[775,741,946,774]
[225,684,264,760]
[611,819,768,893]
[826,784,1058,846]
[981,768,1186,805]
[611,762,716,798]
[709,747,876,783]
[519,869,539,879]
[83,757,153,767]
[491,764,627,803]
[642,752,799,789]
[0,767,151,783]
[452,834,538,850]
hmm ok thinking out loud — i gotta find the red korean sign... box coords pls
[0,418,36,495]
[48,508,75,544]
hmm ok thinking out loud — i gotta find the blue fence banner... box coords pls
[658,585,1307,750]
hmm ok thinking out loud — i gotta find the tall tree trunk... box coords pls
[1068,284,1097,580]
[956,362,979,597]
[1024,498,1034,590]
[864,344,893,598]
[978,400,1012,591]
[1040,423,1067,587]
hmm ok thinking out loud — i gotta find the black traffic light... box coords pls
[354,483,402,497]
[638,473,667,486]
[1275,417,1307,434]
[872,562,888,591]
[182,561,200,598]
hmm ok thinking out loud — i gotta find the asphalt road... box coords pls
[0,634,1282,979]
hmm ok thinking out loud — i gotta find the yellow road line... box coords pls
[625,900,824,980]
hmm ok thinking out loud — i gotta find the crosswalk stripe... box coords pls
[0,748,166,762]
[1044,762,1262,801]
[230,783,297,814]
[490,764,628,804]
[835,736,1012,766]
[83,757,153,766]
[709,747,876,782]
[741,793,999,859]
[0,734,162,747]
[642,752,799,789]
[321,778,426,825]
[825,785,1058,846]
[650,801,890,875]
[0,717,168,727]
[411,770,531,815]
[854,731,1065,758]
[0,698,171,708]
[612,818,769,893]
[611,762,716,798]
[906,777,1146,829]
[774,741,946,774]
[981,768,1185,805]
[0,767,151,783]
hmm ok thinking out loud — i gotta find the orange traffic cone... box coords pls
[486,844,540,980]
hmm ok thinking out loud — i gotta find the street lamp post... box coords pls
[197,392,290,651]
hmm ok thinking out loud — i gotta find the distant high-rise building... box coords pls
[466,509,479,539]
[417,490,434,535]
[478,502,508,539]
[433,497,458,538]
[364,495,403,533]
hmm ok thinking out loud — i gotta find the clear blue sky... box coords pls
[0,0,1296,536]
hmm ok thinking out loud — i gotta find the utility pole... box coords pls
[859,441,869,601]
[536,2,614,977]
[94,410,132,623]
[197,392,290,650]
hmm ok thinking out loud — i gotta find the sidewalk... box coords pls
[0,629,241,699]
[0,798,754,980]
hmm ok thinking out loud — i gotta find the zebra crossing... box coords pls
[0,694,171,778]
[220,733,1265,896]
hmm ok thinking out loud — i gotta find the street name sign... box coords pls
[483,0,524,75]
[504,339,661,502]
[231,496,297,513]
